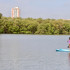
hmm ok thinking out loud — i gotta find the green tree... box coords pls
[0,13,2,19]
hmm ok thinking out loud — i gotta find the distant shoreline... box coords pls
[0,17,70,35]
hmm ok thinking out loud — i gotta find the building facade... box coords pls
[11,7,20,18]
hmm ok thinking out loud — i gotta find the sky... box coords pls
[0,0,70,19]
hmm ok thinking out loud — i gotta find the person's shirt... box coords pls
[69,40,70,44]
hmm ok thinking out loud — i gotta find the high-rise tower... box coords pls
[11,7,20,18]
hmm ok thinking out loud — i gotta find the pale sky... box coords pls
[0,0,70,19]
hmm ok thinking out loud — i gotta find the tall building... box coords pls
[11,7,20,18]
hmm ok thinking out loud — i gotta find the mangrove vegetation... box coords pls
[0,17,70,35]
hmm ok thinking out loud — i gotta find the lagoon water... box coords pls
[0,34,70,70]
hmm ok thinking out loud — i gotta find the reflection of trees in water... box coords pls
[0,35,2,60]
[0,35,1,46]
[0,35,2,49]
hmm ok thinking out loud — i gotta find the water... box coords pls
[0,34,70,70]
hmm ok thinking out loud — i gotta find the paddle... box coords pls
[67,41,69,48]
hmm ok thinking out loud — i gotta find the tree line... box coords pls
[0,16,70,35]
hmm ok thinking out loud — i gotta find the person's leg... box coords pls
[69,44,70,48]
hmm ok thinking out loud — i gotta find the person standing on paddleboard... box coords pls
[67,37,70,48]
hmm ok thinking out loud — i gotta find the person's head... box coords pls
[69,37,70,40]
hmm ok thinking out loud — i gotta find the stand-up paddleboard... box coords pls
[56,49,70,52]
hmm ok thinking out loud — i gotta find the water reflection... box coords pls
[0,34,70,70]
[68,53,70,65]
